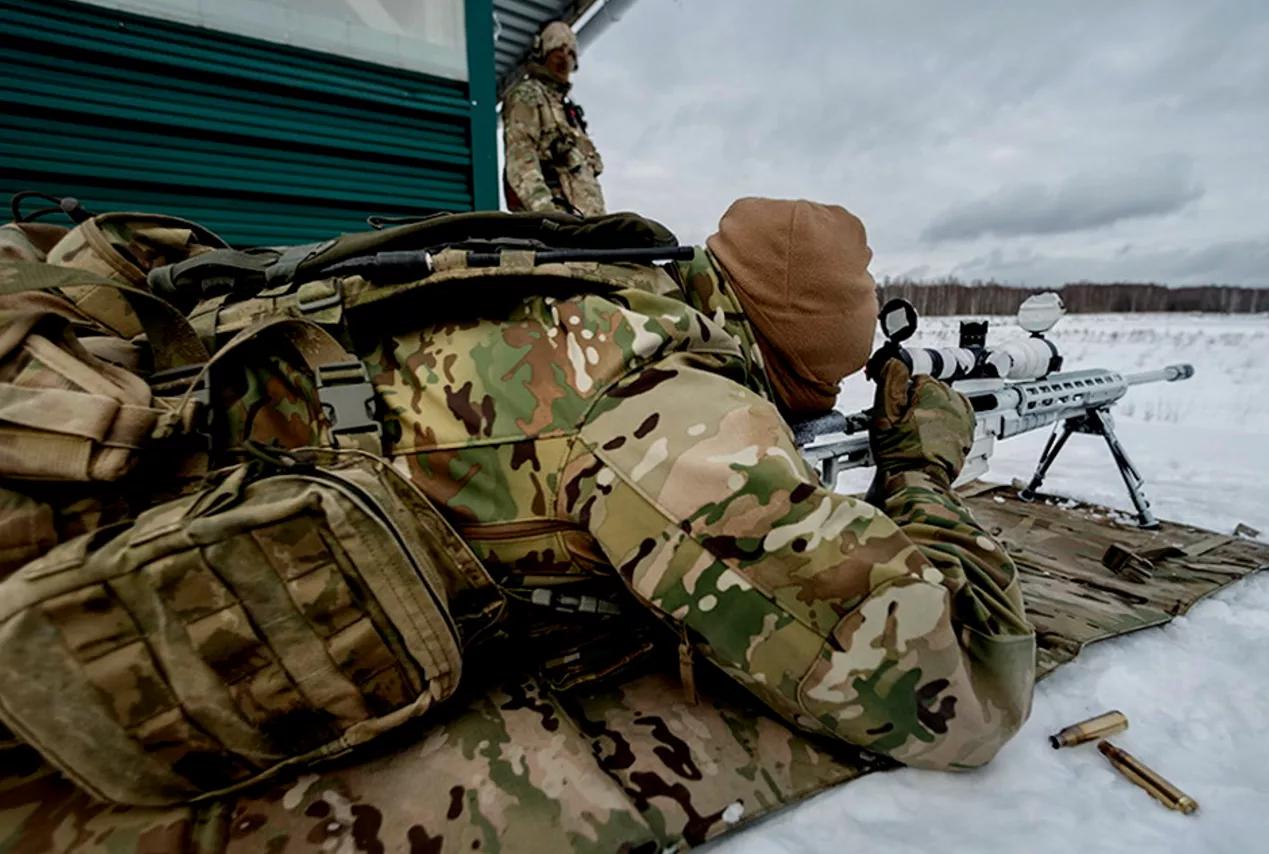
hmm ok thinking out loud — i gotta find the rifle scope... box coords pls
[880,292,1067,382]
[906,336,1061,382]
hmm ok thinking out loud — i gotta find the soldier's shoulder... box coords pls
[680,246,719,281]
[504,76,549,106]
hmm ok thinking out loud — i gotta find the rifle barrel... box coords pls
[1123,363,1195,385]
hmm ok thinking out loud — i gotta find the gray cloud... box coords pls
[557,0,1269,285]
[950,237,1269,286]
[920,157,1204,242]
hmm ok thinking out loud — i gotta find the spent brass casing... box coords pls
[1098,740,1199,814]
[1049,710,1128,749]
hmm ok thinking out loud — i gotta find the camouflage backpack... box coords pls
[0,451,501,806]
[0,196,232,577]
[0,207,689,803]
[0,260,505,805]
[140,210,698,697]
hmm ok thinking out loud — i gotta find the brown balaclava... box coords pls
[706,197,878,416]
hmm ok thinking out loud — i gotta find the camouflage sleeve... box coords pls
[564,353,1035,769]
[502,86,556,213]
[877,469,1033,640]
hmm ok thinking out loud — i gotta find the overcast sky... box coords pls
[554,0,1268,286]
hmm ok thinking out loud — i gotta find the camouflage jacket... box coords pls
[364,247,1036,769]
[502,66,606,217]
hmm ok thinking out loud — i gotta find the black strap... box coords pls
[147,248,281,305]
[148,243,328,306]
[319,245,695,282]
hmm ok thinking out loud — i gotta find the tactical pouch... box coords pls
[0,295,173,579]
[0,263,209,489]
[0,312,162,480]
[0,454,492,806]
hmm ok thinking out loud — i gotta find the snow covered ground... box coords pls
[714,312,1269,854]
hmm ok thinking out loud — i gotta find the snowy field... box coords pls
[715,312,1269,854]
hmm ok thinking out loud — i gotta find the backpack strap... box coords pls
[146,243,328,307]
[0,261,209,371]
[174,318,381,455]
[145,211,680,305]
[0,263,215,482]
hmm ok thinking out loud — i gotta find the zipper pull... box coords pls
[678,627,697,705]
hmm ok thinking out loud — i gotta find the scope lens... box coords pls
[880,299,917,342]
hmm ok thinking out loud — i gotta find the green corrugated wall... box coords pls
[0,0,498,246]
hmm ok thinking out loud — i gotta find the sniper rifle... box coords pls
[791,293,1194,528]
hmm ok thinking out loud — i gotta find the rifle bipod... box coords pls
[1019,407,1159,528]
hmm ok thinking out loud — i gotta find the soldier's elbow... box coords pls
[896,640,1037,770]
[902,705,1031,771]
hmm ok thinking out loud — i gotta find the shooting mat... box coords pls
[2,486,1266,853]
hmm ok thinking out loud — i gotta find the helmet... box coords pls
[535,21,579,70]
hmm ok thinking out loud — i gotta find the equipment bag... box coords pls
[150,209,678,301]
[0,453,498,806]
[0,261,382,580]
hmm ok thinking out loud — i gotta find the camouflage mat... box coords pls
[2,486,1265,853]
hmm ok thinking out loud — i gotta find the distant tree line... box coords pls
[876,278,1269,315]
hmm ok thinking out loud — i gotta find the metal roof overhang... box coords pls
[493,0,639,98]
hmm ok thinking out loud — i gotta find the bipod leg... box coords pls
[1087,408,1158,529]
[1019,418,1075,501]
[821,457,842,489]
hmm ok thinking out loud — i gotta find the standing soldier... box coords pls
[502,21,606,217]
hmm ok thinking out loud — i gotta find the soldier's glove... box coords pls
[869,358,975,488]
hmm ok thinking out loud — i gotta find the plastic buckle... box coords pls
[316,360,380,440]
[296,278,343,314]
[149,363,212,446]
[528,588,621,616]
[149,363,211,412]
